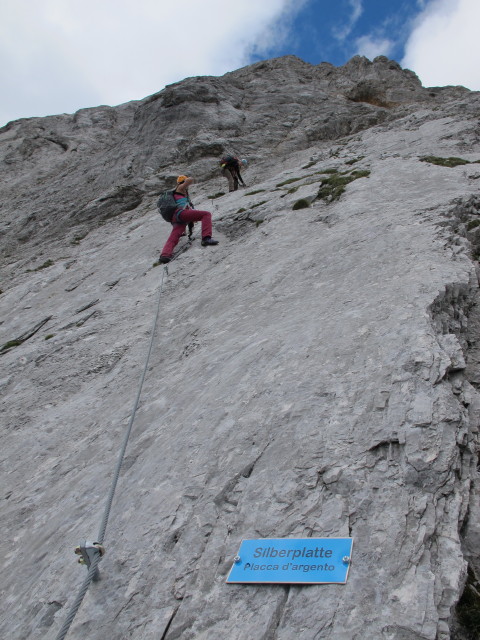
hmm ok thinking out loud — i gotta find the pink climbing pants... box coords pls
[161,209,213,257]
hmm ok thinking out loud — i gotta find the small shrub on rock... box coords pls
[292,199,310,210]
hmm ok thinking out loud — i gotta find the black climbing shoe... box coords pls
[159,255,171,263]
[201,237,219,247]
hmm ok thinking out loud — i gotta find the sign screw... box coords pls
[342,556,350,564]
[234,555,241,564]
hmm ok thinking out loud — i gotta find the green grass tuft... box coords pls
[207,192,225,199]
[276,177,303,187]
[245,189,266,196]
[351,170,370,179]
[420,156,470,167]
[345,156,365,165]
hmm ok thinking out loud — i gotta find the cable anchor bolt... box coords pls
[74,541,105,581]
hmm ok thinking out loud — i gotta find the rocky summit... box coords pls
[1,55,480,640]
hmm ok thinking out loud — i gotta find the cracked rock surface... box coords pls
[1,55,480,639]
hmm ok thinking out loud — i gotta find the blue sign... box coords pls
[226,538,353,584]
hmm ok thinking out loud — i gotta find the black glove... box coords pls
[188,222,194,238]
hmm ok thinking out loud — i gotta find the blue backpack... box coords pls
[157,190,177,222]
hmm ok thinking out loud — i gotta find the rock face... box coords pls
[1,55,479,640]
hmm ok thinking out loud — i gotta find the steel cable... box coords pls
[55,264,168,640]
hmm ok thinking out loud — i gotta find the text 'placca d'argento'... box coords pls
[227,538,353,584]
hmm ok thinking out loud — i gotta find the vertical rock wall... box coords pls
[1,56,479,639]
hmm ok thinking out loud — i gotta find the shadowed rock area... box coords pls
[1,55,480,640]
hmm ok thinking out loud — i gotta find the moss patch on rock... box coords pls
[467,219,480,231]
[292,199,310,210]
[1,339,23,352]
[345,156,365,165]
[316,168,338,175]
[27,259,55,273]
[245,189,266,196]
[317,169,370,203]
[302,160,318,169]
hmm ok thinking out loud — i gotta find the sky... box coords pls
[1,0,479,127]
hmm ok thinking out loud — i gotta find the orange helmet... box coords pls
[177,175,187,184]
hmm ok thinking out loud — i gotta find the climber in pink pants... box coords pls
[159,176,219,263]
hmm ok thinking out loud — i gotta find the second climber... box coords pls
[220,155,247,192]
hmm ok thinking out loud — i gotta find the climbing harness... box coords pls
[55,263,169,640]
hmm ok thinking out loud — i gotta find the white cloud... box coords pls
[332,0,363,42]
[402,0,480,89]
[0,0,306,125]
[355,35,394,60]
